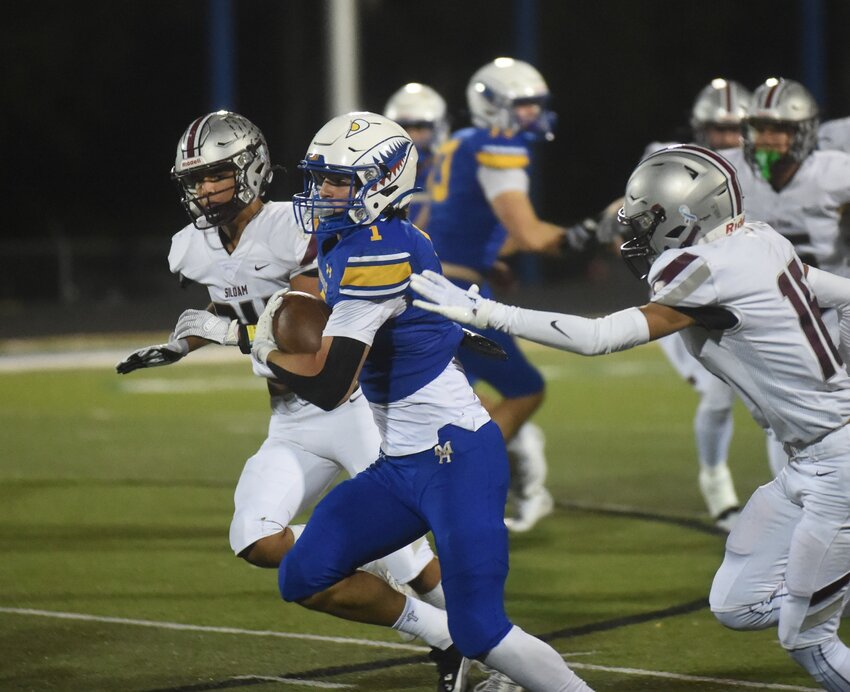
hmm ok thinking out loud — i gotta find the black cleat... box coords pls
[428,645,470,692]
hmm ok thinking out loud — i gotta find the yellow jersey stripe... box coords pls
[341,261,412,288]
[476,151,529,169]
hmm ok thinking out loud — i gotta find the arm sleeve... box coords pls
[488,304,651,355]
[266,337,367,411]
[806,266,850,365]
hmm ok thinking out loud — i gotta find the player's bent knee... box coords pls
[711,606,753,631]
[239,530,293,568]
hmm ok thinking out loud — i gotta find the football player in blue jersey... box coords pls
[384,82,449,230]
[251,112,593,692]
[425,58,591,533]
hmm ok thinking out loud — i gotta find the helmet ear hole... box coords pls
[665,225,688,240]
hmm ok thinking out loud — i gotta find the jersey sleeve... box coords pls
[648,251,720,310]
[323,296,406,345]
[167,226,194,276]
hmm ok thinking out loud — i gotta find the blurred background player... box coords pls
[253,110,591,692]
[598,78,753,531]
[819,114,850,153]
[115,111,446,619]
[721,77,850,475]
[426,57,592,533]
[656,79,752,529]
[384,82,449,229]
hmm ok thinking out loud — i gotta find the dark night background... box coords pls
[3,0,850,336]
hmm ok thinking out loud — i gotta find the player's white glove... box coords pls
[171,309,240,345]
[410,270,497,330]
[251,289,287,364]
[115,339,189,374]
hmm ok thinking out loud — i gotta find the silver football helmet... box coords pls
[172,111,273,229]
[292,112,418,235]
[383,83,449,154]
[690,78,752,148]
[466,57,555,140]
[743,78,819,168]
[618,145,745,279]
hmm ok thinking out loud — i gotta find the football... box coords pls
[271,291,332,354]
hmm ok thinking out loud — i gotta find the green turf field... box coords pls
[0,338,822,691]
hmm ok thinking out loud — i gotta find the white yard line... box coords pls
[566,662,818,691]
[0,606,818,689]
[232,675,353,689]
[0,346,243,373]
[0,606,425,653]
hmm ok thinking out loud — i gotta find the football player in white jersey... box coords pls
[115,111,450,631]
[721,77,850,477]
[599,79,754,531]
[412,144,850,690]
[819,116,850,154]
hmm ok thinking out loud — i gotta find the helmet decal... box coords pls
[369,138,410,190]
[678,205,698,224]
[346,118,371,138]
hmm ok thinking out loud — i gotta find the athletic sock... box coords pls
[482,625,592,691]
[418,582,446,609]
[392,596,452,650]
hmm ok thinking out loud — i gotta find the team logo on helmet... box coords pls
[678,205,698,224]
[368,138,411,190]
[346,118,371,138]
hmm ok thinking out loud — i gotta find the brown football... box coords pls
[272,291,332,354]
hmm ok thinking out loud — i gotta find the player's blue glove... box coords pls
[410,270,497,329]
[115,339,189,374]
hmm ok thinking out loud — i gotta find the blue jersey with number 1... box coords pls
[317,217,464,405]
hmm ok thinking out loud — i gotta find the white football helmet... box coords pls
[292,112,418,235]
[466,57,555,140]
[383,83,449,154]
[172,111,273,229]
[690,78,752,148]
[618,145,745,279]
[743,77,820,166]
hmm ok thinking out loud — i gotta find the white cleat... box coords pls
[699,463,740,531]
[505,487,554,533]
[474,671,524,691]
[506,423,553,533]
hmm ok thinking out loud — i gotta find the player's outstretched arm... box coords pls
[411,270,692,355]
[116,307,234,374]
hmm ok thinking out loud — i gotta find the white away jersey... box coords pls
[649,222,850,446]
[168,202,316,324]
[819,116,850,154]
[719,147,850,275]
